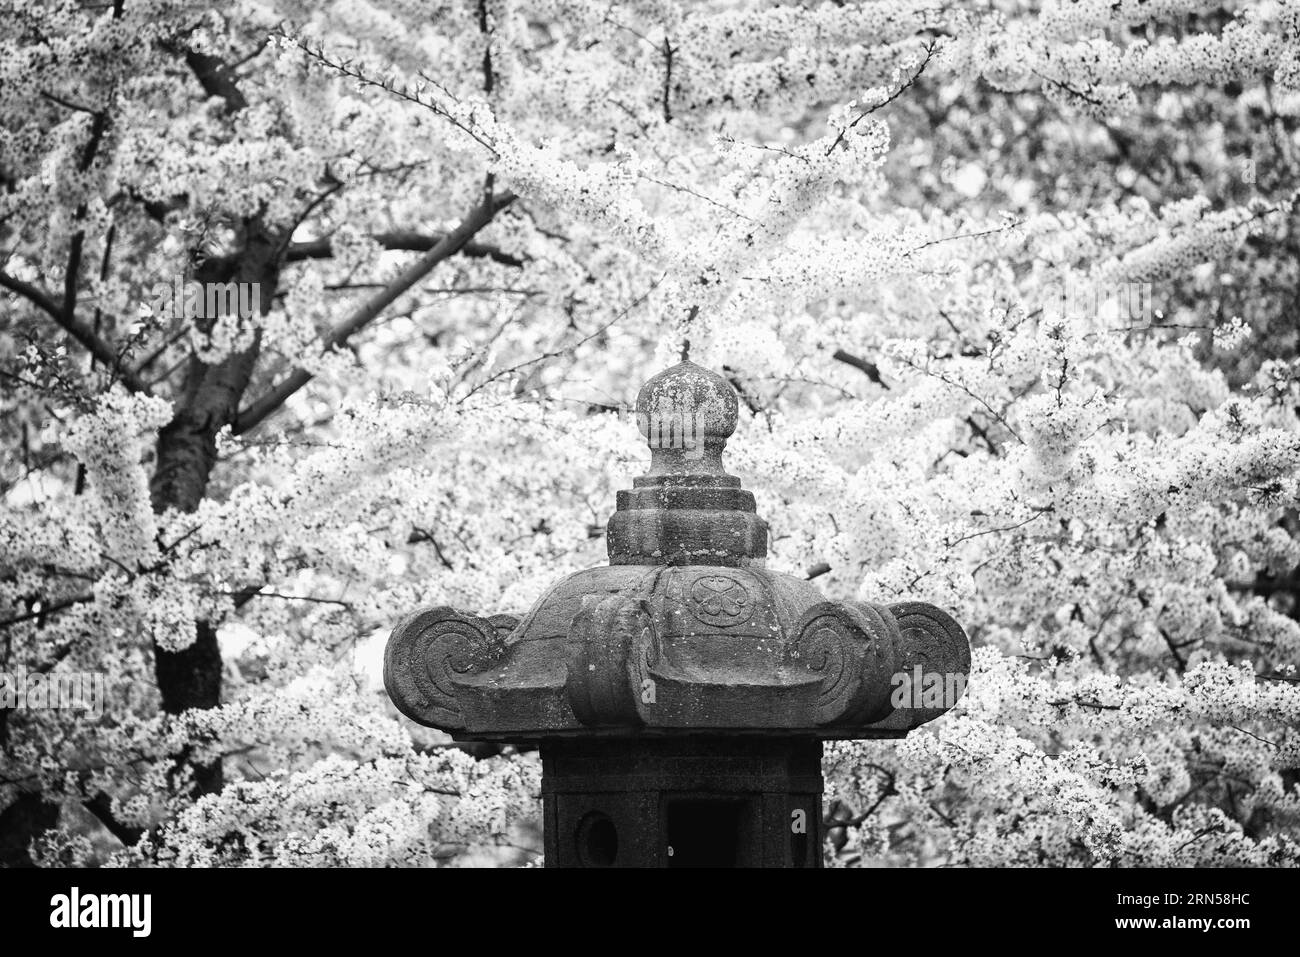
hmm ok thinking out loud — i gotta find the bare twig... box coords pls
[461,275,663,402]
[826,40,937,155]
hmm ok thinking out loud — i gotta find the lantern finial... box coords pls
[606,361,768,566]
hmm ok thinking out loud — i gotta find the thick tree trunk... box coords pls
[2,227,281,861]
[2,55,278,861]
[147,222,281,796]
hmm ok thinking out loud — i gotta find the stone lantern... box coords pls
[385,361,971,867]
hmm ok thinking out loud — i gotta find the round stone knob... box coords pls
[608,360,768,567]
[636,360,738,453]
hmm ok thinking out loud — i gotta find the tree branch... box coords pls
[183,49,248,114]
[232,191,517,434]
[832,348,887,388]
[284,231,525,268]
[0,593,93,631]
[661,37,675,123]
[0,271,151,394]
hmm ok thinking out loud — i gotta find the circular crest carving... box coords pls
[687,573,753,627]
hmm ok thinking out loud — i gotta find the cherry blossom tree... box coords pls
[2,0,1298,866]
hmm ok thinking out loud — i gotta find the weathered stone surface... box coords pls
[790,601,902,726]
[868,602,973,730]
[607,360,768,566]
[384,568,965,737]
[542,737,824,868]
[383,606,506,733]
